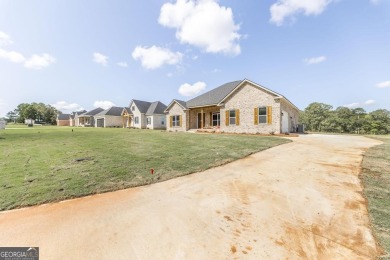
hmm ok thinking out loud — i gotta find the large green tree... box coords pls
[11,102,60,125]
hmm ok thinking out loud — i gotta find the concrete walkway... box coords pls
[0,134,383,259]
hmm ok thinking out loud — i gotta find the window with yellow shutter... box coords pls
[256,106,272,124]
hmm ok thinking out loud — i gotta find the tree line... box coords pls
[6,102,60,125]
[300,102,390,135]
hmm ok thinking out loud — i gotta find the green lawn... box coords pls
[362,136,390,258]
[0,127,289,210]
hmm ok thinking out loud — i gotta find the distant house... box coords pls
[165,79,300,134]
[77,108,104,127]
[70,110,87,126]
[56,114,71,126]
[124,100,167,129]
[121,107,132,128]
[94,106,124,127]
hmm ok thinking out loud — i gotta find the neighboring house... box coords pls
[70,110,87,126]
[56,114,71,126]
[165,79,300,134]
[121,107,132,128]
[124,100,167,129]
[94,106,124,128]
[77,107,104,127]
[145,101,167,129]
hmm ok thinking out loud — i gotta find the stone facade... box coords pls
[221,82,283,134]
[165,81,300,134]
[166,102,189,131]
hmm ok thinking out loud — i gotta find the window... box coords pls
[132,106,135,111]
[229,110,236,125]
[135,116,139,124]
[259,107,267,124]
[161,120,164,125]
[147,117,151,125]
[212,112,220,126]
[172,115,180,127]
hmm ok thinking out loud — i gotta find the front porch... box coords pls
[122,110,133,128]
[78,116,93,127]
[188,106,221,130]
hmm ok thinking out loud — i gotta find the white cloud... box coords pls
[178,81,206,97]
[270,0,332,26]
[376,81,390,88]
[117,62,128,68]
[304,56,327,65]
[0,31,13,46]
[0,32,55,70]
[24,53,55,70]
[370,0,381,5]
[93,52,108,66]
[0,48,26,63]
[344,99,376,108]
[52,101,84,112]
[159,0,241,55]
[93,100,115,110]
[132,45,183,70]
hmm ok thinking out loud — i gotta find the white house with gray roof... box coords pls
[125,100,167,129]
[77,107,104,127]
[165,79,300,134]
[94,106,124,128]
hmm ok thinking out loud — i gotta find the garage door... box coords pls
[96,118,104,127]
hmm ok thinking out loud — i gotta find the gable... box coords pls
[223,82,278,107]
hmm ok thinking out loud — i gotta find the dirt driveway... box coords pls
[0,134,383,259]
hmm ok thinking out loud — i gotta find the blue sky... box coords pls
[0,0,389,116]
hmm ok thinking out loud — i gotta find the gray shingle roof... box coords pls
[175,100,187,109]
[146,101,167,115]
[95,106,124,117]
[57,114,70,120]
[132,100,152,114]
[123,107,132,114]
[186,80,242,107]
[81,107,104,116]
[70,110,87,119]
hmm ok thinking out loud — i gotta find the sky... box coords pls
[0,0,389,117]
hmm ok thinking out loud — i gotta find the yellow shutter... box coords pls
[236,109,240,126]
[267,106,272,124]
[254,107,258,125]
[225,110,229,126]
[170,116,173,127]
[179,115,182,127]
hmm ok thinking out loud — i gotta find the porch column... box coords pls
[201,108,204,129]
[122,116,125,128]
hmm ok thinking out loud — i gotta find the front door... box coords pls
[197,113,205,129]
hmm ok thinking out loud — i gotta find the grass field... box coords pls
[362,135,390,258]
[0,126,289,211]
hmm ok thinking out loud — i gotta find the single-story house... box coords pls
[77,107,104,127]
[57,114,71,126]
[165,79,300,134]
[70,110,87,126]
[123,100,167,129]
[94,106,124,128]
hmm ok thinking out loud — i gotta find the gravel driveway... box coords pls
[0,134,383,259]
